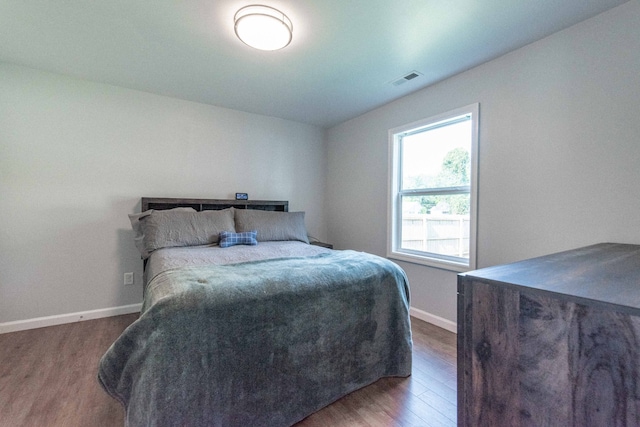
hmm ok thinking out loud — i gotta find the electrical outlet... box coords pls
[124,272,134,285]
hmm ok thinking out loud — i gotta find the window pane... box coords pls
[389,103,478,271]
[401,119,471,190]
[401,195,470,260]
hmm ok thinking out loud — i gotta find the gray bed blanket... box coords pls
[98,250,412,426]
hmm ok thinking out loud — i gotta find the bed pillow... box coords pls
[129,207,196,258]
[219,230,258,248]
[234,209,309,243]
[135,208,236,258]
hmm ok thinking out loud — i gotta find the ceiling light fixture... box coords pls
[234,5,293,51]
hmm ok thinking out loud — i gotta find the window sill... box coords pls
[387,250,472,273]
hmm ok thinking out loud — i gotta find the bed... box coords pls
[98,197,412,426]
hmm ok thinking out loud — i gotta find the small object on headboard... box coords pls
[235,193,249,200]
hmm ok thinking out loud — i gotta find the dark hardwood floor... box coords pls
[0,314,135,427]
[0,315,456,427]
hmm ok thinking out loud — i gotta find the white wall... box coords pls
[326,1,640,325]
[3,1,639,330]
[0,63,327,325]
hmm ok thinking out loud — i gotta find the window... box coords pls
[388,104,478,271]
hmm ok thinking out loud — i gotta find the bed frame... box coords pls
[141,197,288,212]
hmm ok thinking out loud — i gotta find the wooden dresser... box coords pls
[457,243,640,426]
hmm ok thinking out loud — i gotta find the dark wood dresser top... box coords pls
[460,243,640,313]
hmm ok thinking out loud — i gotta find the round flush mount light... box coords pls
[234,5,293,51]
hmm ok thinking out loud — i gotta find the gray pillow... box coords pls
[234,209,309,243]
[134,208,236,258]
[129,207,196,258]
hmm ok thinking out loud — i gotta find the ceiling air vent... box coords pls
[390,70,423,87]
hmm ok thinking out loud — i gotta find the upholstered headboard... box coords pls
[141,197,288,212]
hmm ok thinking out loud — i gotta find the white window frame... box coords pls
[387,103,479,272]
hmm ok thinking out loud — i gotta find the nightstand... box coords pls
[310,241,333,249]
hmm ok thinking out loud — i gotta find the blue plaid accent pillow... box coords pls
[219,230,258,248]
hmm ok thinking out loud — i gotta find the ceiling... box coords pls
[0,0,628,128]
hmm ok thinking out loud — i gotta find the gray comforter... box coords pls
[98,250,412,426]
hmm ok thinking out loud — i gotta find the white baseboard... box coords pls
[0,303,142,334]
[2,304,450,335]
[410,307,457,334]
